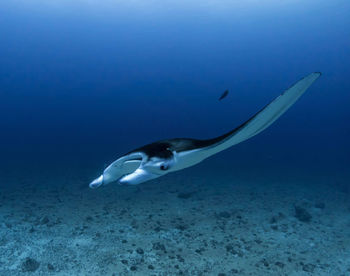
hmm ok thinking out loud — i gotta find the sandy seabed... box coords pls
[0,162,349,276]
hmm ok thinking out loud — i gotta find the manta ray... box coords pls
[90,72,321,188]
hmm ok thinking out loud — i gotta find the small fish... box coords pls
[219,90,229,101]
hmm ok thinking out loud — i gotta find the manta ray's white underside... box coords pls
[90,72,321,188]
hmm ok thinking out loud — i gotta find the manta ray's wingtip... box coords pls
[305,72,321,78]
[301,72,321,84]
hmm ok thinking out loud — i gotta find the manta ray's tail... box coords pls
[202,72,321,156]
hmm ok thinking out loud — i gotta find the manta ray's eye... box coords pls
[160,164,168,171]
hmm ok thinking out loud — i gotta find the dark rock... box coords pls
[275,261,285,268]
[47,263,54,271]
[218,211,231,218]
[255,239,262,244]
[130,265,137,271]
[136,248,144,254]
[148,264,154,270]
[154,226,163,232]
[195,248,205,255]
[176,255,185,263]
[0,237,7,246]
[270,212,285,224]
[218,273,226,276]
[261,258,269,267]
[152,242,166,252]
[21,257,40,272]
[225,244,239,255]
[302,263,316,273]
[41,216,49,225]
[121,259,128,265]
[271,225,278,230]
[175,224,187,231]
[230,269,239,273]
[255,258,270,267]
[131,219,138,229]
[294,206,312,222]
[280,223,288,233]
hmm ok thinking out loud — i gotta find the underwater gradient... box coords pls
[0,1,349,275]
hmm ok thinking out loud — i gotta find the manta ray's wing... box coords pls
[200,72,321,157]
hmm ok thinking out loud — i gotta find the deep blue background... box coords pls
[0,1,349,181]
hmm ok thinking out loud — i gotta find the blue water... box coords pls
[1,1,349,172]
[0,1,349,274]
